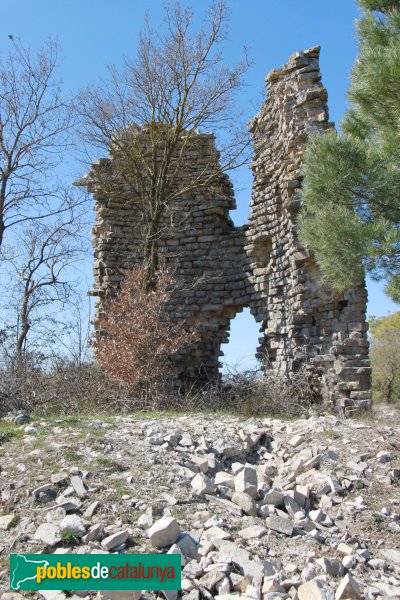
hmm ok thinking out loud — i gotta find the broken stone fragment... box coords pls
[215,471,235,488]
[213,440,244,458]
[148,517,181,548]
[34,523,62,546]
[201,525,231,540]
[70,475,87,498]
[335,573,362,599]
[191,472,216,495]
[59,514,86,538]
[266,514,293,536]
[288,434,305,447]
[83,500,100,518]
[316,557,344,577]
[262,577,286,595]
[379,548,400,566]
[188,455,209,473]
[231,462,245,475]
[215,576,231,595]
[234,464,258,498]
[337,542,354,556]
[231,491,257,516]
[298,578,335,600]
[283,494,301,517]
[82,522,105,544]
[137,510,153,529]
[101,529,129,550]
[261,489,284,506]
[212,538,265,579]
[0,514,16,530]
[230,573,253,593]
[55,498,82,512]
[239,525,267,539]
[198,569,226,592]
[176,533,201,559]
[205,494,242,516]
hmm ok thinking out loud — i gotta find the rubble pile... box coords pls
[0,408,399,599]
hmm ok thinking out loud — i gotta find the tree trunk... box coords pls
[16,292,30,355]
[143,200,163,290]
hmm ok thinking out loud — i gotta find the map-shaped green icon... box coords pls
[10,554,49,590]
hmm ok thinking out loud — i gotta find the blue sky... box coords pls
[1,0,398,368]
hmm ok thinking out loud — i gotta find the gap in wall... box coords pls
[219,307,261,374]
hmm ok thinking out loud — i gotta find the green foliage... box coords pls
[299,1,400,301]
[0,422,23,444]
[369,311,400,402]
[60,529,80,547]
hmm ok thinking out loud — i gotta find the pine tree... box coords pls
[299,0,400,301]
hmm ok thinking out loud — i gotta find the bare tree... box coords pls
[4,214,85,356]
[0,37,75,249]
[78,1,251,282]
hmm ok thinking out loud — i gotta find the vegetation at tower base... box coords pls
[91,266,197,402]
[369,311,400,403]
[77,1,250,287]
[299,0,400,302]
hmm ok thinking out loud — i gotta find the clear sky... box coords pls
[1,0,398,369]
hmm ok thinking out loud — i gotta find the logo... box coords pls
[10,554,181,591]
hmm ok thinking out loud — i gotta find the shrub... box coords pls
[92,266,196,402]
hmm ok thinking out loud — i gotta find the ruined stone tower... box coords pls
[81,47,371,415]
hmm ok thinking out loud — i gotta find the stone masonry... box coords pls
[80,47,371,415]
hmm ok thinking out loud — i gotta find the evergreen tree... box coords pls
[299,0,400,301]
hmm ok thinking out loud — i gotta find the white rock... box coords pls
[82,523,105,543]
[167,544,185,566]
[342,555,357,569]
[380,548,400,567]
[289,434,305,447]
[0,514,16,530]
[59,515,86,538]
[266,514,293,536]
[231,462,245,475]
[215,471,235,488]
[24,426,37,434]
[34,523,62,546]
[175,533,200,559]
[234,465,258,498]
[204,515,224,528]
[245,584,261,599]
[201,525,231,540]
[262,489,284,506]
[298,578,334,600]
[335,573,362,599]
[101,529,129,550]
[137,510,153,529]
[191,473,216,495]
[301,566,316,581]
[231,491,257,516]
[70,475,87,498]
[239,525,267,539]
[189,455,209,473]
[337,542,354,556]
[215,577,231,595]
[148,517,181,548]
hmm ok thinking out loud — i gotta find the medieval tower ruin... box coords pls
[80,47,371,415]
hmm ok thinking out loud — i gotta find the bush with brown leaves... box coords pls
[92,267,196,400]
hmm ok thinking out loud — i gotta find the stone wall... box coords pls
[80,47,371,415]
